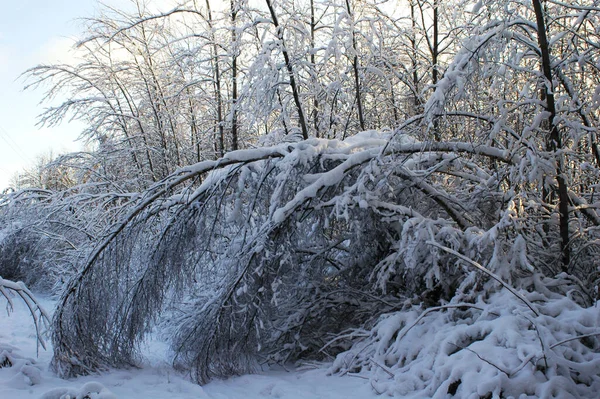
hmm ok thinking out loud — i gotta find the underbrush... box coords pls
[331,274,600,398]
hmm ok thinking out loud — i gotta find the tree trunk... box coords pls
[310,0,320,137]
[231,0,239,150]
[265,0,309,140]
[409,0,421,114]
[205,0,225,157]
[418,0,441,140]
[532,0,571,270]
[345,0,365,131]
[431,0,440,141]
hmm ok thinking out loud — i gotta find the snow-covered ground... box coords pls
[1,295,380,399]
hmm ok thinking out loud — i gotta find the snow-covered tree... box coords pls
[5,0,600,397]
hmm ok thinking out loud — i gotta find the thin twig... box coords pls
[522,314,548,371]
[451,344,510,376]
[0,278,50,355]
[369,358,395,378]
[426,241,540,317]
[397,303,485,343]
[550,332,600,349]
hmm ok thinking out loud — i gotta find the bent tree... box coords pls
[6,0,600,397]
[49,132,520,381]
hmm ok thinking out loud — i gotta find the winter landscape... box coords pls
[2,0,600,398]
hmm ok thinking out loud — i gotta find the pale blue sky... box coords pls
[0,0,119,190]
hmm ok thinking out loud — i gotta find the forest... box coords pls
[2,0,600,397]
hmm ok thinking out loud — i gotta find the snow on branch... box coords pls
[0,277,50,355]
[49,131,523,380]
[427,242,539,316]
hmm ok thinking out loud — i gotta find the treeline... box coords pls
[19,0,464,190]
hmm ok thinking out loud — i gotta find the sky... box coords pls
[0,0,122,190]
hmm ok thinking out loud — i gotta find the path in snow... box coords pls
[1,293,380,399]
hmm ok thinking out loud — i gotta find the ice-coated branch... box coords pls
[0,277,50,355]
[426,241,540,316]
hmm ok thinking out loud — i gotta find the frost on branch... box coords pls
[0,277,50,355]
[50,130,521,383]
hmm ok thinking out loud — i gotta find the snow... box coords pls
[272,147,380,224]
[1,294,381,399]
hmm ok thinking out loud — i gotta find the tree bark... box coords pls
[231,0,239,150]
[532,0,571,270]
[310,0,320,137]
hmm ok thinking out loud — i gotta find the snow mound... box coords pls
[39,381,117,399]
[0,342,45,390]
[332,282,600,398]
